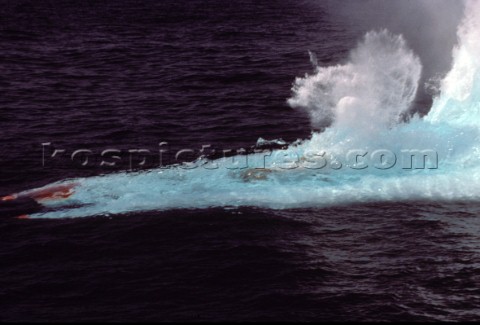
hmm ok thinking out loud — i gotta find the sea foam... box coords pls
[24,0,480,219]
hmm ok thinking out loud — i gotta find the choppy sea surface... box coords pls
[2,0,480,321]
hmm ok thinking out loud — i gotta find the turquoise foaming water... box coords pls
[25,0,480,219]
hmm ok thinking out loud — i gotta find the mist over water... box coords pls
[324,0,466,114]
[17,0,480,219]
[288,29,422,128]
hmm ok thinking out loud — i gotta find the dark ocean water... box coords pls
[1,0,480,321]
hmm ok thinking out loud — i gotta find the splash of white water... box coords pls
[289,29,422,131]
